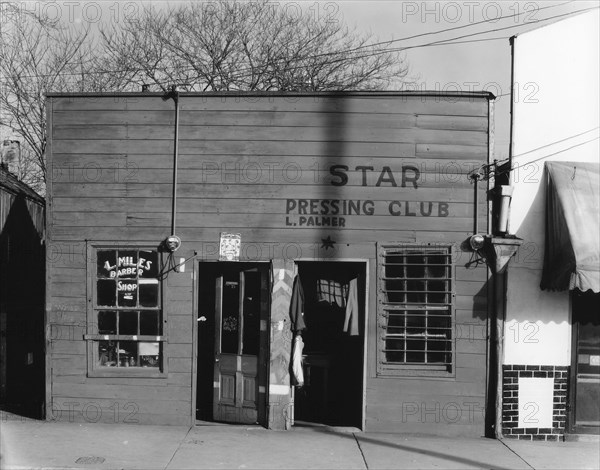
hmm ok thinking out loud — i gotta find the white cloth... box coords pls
[291,335,304,386]
[343,278,359,335]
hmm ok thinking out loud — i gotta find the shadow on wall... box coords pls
[0,195,46,419]
[506,171,569,326]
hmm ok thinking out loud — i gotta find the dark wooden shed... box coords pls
[0,165,46,417]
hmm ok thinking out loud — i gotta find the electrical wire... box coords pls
[501,136,600,176]
[468,127,600,181]
[129,4,599,91]
[270,0,576,61]
[0,3,595,86]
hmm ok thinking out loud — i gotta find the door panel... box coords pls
[212,264,268,424]
[570,291,600,434]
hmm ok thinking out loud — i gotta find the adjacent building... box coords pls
[0,163,46,418]
[501,11,600,440]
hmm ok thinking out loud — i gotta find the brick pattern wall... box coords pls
[502,365,569,441]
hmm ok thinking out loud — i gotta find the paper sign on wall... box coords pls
[219,232,241,261]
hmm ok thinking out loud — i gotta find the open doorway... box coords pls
[196,262,269,425]
[293,261,366,429]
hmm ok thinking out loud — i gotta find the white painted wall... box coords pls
[504,11,600,366]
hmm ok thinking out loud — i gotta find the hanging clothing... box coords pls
[316,279,348,308]
[343,278,359,336]
[290,274,306,333]
[291,334,304,387]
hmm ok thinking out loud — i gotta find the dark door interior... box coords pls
[293,261,365,428]
[196,262,269,425]
[570,290,600,434]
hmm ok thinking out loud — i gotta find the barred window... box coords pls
[377,244,454,376]
[86,246,165,377]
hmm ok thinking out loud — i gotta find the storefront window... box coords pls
[377,244,454,376]
[87,247,165,376]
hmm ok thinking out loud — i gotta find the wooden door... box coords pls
[569,291,600,434]
[213,264,269,424]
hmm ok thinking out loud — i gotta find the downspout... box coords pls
[508,36,516,173]
[493,264,506,440]
[168,86,180,237]
[161,85,182,253]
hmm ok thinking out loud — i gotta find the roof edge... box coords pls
[0,167,45,204]
[46,90,496,100]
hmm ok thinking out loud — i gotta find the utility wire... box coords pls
[0,3,593,85]
[503,136,600,175]
[112,5,600,89]
[134,4,599,90]
[469,127,600,180]
[278,0,575,61]
[94,5,600,89]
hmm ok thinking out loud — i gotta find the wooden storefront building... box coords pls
[45,91,494,436]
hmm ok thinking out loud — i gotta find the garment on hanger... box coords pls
[291,334,304,386]
[290,274,306,332]
[343,278,359,336]
[316,278,348,308]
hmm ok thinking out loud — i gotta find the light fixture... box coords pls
[469,234,485,251]
[165,235,181,252]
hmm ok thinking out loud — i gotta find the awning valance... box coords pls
[541,161,600,293]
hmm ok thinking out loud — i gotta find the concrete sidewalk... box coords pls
[1,415,599,469]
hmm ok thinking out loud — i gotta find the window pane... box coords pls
[221,278,240,354]
[119,310,138,335]
[98,340,118,367]
[118,341,138,367]
[242,271,260,355]
[118,280,138,307]
[385,279,405,303]
[387,312,405,329]
[139,281,159,307]
[116,250,138,279]
[140,310,159,335]
[384,338,405,362]
[406,313,425,336]
[139,250,158,278]
[139,342,160,368]
[385,254,405,279]
[406,339,425,363]
[407,280,426,303]
[98,311,117,334]
[427,257,447,278]
[428,280,447,303]
[428,339,450,364]
[97,280,116,306]
[93,248,163,374]
[97,250,117,279]
[428,314,450,335]
[406,254,425,278]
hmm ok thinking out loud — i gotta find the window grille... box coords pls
[377,244,454,375]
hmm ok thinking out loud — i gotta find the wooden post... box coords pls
[485,237,523,439]
[267,259,294,430]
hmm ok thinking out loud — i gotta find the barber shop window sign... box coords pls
[219,232,241,261]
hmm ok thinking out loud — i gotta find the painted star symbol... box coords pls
[321,236,336,250]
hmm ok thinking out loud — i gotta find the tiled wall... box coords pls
[502,365,569,441]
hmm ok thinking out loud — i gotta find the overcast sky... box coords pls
[5,0,600,160]
[339,0,599,159]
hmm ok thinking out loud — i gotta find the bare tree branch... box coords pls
[0,0,409,193]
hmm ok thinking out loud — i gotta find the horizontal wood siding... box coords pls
[47,93,490,432]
